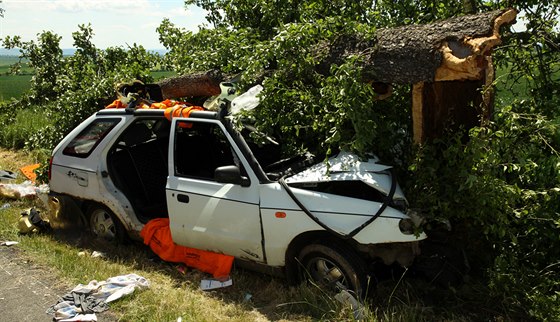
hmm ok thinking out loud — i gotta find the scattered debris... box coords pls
[18,208,50,234]
[200,277,233,291]
[334,289,365,321]
[0,241,18,246]
[47,274,149,321]
[230,84,263,115]
[243,293,252,302]
[1,203,10,210]
[78,251,106,258]
[176,264,187,275]
[0,170,17,182]
[20,163,40,183]
[59,313,97,322]
[91,251,105,258]
[0,180,49,199]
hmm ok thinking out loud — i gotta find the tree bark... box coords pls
[157,70,223,99]
[363,8,516,84]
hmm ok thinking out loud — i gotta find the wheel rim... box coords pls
[90,209,116,240]
[307,257,349,290]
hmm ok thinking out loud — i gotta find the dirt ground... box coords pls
[0,245,63,321]
[0,244,116,321]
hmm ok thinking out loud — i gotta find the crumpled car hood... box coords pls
[284,151,406,200]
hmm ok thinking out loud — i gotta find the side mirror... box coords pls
[215,165,250,187]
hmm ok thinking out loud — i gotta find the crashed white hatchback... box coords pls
[49,101,425,295]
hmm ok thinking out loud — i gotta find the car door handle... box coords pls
[177,194,190,203]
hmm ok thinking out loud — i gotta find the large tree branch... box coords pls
[157,70,223,99]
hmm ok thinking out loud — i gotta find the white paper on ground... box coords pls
[200,278,233,290]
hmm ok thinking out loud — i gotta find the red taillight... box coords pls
[48,157,53,181]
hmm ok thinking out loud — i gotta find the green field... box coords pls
[0,56,177,102]
[0,56,32,102]
[0,74,32,101]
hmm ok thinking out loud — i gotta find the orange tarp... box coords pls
[140,218,234,278]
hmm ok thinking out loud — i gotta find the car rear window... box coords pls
[63,118,120,158]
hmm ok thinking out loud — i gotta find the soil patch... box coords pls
[0,245,117,321]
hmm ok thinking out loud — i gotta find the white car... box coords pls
[49,107,425,295]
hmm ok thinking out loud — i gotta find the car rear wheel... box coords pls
[298,243,368,297]
[87,206,126,243]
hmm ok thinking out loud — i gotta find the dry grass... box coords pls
[0,147,38,171]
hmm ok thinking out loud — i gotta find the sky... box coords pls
[0,0,208,49]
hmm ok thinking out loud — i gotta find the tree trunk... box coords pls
[157,70,223,99]
[361,9,516,84]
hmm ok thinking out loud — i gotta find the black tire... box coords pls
[87,205,127,244]
[298,243,368,297]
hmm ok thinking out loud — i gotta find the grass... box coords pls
[0,107,52,149]
[0,149,528,321]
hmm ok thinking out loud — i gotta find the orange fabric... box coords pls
[105,98,203,118]
[163,105,204,121]
[105,99,127,109]
[150,99,180,109]
[20,163,40,183]
[140,218,234,278]
[164,106,204,128]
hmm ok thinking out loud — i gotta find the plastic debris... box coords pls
[78,251,106,258]
[1,203,10,210]
[0,180,49,199]
[60,313,97,322]
[230,84,263,115]
[20,163,40,183]
[91,251,105,258]
[0,241,19,246]
[334,289,365,321]
[0,170,17,182]
[200,277,233,291]
[243,293,252,302]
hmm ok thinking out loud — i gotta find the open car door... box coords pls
[166,118,264,262]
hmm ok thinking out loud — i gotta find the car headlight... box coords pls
[398,218,415,235]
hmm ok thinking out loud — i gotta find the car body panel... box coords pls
[166,176,264,261]
[285,151,406,200]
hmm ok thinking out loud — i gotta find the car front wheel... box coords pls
[87,206,126,243]
[298,243,368,297]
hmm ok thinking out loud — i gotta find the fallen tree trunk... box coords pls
[158,70,223,99]
[368,9,516,83]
